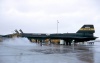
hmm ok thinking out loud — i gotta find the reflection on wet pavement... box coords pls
[29,45,92,54]
[29,44,100,63]
[0,42,100,63]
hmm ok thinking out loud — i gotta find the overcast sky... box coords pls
[0,0,100,37]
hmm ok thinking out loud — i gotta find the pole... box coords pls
[57,20,59,33]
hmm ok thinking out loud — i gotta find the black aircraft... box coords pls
[2,24,98,45]
[19,24,97,45]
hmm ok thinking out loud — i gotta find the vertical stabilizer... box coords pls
[77,24,95,34]
[19,29,23,34]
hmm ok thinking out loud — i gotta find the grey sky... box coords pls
[0,0,100,37]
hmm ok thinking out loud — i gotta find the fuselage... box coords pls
[21,33,96,42]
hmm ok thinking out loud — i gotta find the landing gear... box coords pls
[65,41,71,46]
[64,40,75,46]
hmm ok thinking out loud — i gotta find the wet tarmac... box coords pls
[0,39,100,63]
